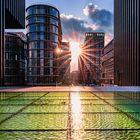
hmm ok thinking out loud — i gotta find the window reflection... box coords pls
[27,24,58,34]
[41,59,44,66]
[50,8,58,18]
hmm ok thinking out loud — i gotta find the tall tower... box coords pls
[26,4,62,85]
[79,32,105,85]
[114,0,139,86]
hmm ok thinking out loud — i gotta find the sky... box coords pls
[26,0,114,45]
[26,0,114,17]
[7,0,114,71]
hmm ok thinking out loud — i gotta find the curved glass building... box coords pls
[26,4,62,85]
[4,33,26,86]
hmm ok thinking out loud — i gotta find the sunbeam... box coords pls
[71,92,84,140]
[70,42,82,62]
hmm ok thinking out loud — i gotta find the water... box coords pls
[0,91,140,140]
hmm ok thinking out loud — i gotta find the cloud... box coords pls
[83,3,98,16]
[83,3,113,32]
[61,13,97,42]
[61,3,114,45]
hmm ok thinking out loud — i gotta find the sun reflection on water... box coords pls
[71,92,84,140]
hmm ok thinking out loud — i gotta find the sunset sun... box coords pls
[70,41,82,71]
[70,42,82,63]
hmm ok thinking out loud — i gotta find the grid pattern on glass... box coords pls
[0,92,68,139]
[0,131,67,140]
[0,92,140,139]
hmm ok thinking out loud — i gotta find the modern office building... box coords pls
[0,0,25,86]
[101,40,114,86]
[114,0,139,86]
[59,42,71,84]
[79,32,105,85]
[4,33,26,86]
[26,4,62,85]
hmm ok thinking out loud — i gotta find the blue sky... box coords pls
[26,0,114,18]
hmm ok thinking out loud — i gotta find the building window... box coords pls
[50,8,58,18]
[5,53,9,60]
[15,55,18,60]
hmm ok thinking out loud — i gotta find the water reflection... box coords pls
[1,92,140,139]
[70,92,84,140]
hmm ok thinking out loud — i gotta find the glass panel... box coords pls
[0,114,68,130]
[83,114,140,129]
[23,105,68,113]
[50,8,58,18]
[0,132,67,140]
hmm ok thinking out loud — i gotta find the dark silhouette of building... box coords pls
[26,4,62,85]
[114,0,139,86]
[101,40,114,86]
[70,71,79,85]
[59,42,71,85]
[0,0,25,86]
[4,33,26,86]
[79,32,105,85]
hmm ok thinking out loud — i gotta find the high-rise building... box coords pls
[26,4,62,85]
[101,40,114,86]
[79,32,105,85]
[114,0,139,86]
[59,42,71,84]
[4,33,26,86]
[0,0,25,86]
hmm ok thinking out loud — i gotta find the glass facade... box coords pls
[4,33,26,86]
[101,40,114,86]
[79,33,105,85]
[0,0,25,86]
[26,4,62,85]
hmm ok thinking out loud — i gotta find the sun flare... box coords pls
[70,42,82,63]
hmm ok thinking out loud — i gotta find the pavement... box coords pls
[0,86,140,92]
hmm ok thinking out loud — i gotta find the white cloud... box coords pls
[83,3,113,31]
[83,3,98,16]
[61,13,113,44]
